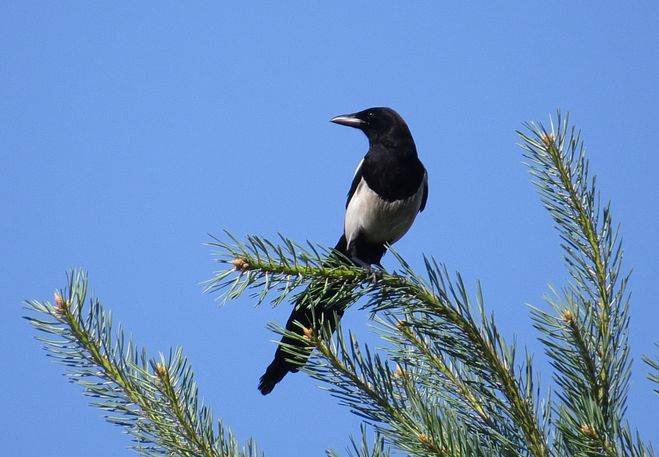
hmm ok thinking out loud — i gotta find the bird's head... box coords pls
[330,107,412,143]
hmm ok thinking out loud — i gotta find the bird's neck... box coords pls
[369,137,418,161]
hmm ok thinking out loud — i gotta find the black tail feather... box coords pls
[258,235,349,395]
[258,356,290,395]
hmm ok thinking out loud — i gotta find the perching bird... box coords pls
[258,107,428,395]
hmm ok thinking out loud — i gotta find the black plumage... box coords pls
[258,107,428,395]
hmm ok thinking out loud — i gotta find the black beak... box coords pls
[330,114,366,128]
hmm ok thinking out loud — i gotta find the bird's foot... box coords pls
[350,257,384,280]
[369,266,384,281]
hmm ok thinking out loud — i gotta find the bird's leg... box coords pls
[368,264,384,281]
[346,238,384,280]
[348,256,384,281]
[349,255,372,269]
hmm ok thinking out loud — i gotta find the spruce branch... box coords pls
[24,270,262,457]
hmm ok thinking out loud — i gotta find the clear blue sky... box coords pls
[2,2,658,455]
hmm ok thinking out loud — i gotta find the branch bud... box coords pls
[417,433,433,448]
[230,258,250,271]
[580,423,597,439]
[302,326,315,341]
[540,131,555,147]
[54,292,68,316]
[561,309,575,326]
[154,362,168,380]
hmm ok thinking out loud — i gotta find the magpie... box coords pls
[258,107,428,395]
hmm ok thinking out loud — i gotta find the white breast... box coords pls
[344,172,426,246]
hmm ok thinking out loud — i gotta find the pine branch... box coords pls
[518,113,649,456]
[299,319,515,457]
[25,270,262,457]
[209,236,549,457]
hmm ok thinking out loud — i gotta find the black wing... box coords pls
[345,159,364,208]
[419,171,428,212]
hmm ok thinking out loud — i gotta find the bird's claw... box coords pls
[350,256,384,280]
[369,266,384,281]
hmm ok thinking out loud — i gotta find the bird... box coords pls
[258,107,428,395]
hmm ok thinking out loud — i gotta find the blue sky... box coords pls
[2,2,658,455]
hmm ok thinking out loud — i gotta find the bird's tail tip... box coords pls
[257,377,276,395]
[258,360,290,395]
